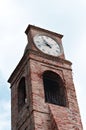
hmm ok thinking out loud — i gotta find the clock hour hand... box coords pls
[45,42,52,48]
[42,37,52,48]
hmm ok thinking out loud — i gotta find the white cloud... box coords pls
[0,0,86,129]
[0,100,11,130]
[70,33,86,130]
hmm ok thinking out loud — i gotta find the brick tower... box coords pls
[8,25,83,130]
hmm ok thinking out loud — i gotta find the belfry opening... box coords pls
[43,70,66,107]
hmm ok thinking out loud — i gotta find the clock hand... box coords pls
[45,42,52,48]
[42,36,52,48]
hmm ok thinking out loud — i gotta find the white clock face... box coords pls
[33,35,62,56]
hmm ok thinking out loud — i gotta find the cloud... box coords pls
[0,0,86,129]
[0,100,11,130]
[70,34,86,129]
[0,73,11,130]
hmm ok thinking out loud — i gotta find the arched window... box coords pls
[43,71,66,107]
[18,77,27,111]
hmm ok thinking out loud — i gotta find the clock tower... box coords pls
[8,25,83,130]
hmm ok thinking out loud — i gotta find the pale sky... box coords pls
[0,0,86,129]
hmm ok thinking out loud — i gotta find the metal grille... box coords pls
[43,71,66,106]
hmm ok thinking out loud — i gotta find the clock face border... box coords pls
[33,34,63,57]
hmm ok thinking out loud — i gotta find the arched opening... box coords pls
[43,71,66,107]
[18,77,27,111]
